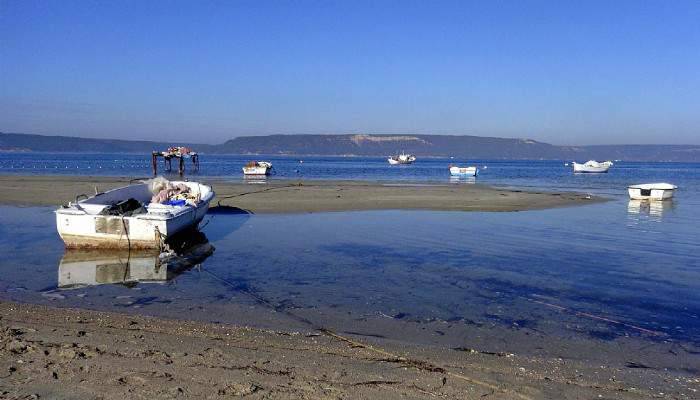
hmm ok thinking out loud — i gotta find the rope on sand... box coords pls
[528,295,666,337]
[201,268,535,400]
[215,183,301,202]
[320,328,535,400]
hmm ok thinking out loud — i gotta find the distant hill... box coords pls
[217,134,700,161]
[565,144,700,162]
[0,132,201,154]
[217,134,567,159]
[2,132,699,162]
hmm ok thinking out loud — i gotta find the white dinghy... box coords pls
[242,161,272,175]
[55,178,214,249]
[449,165,479,176]
[628,183,677,201]
[388,152,416,165]
[572,160,613,173]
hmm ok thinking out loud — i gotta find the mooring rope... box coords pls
[199,267,534,400]
[120,215,132,281]
[527,295,665,337]
[214,183,301,202]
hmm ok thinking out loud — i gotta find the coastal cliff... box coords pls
[2,132,699,161]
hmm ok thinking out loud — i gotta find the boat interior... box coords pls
[74,181,212,215]
[82,183,153,206]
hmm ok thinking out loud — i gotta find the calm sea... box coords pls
[0,152,698,368]
[1,151,697,195]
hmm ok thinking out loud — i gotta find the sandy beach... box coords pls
[0,175,602,212]
[2,300,695,400]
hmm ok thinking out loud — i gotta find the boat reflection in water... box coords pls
[449,175,477,184]
[58,230,213,289]
[627,199,675,222]
[242,175,268,184]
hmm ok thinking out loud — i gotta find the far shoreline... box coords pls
[0,174,606,213]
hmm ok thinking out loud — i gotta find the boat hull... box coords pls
[387,158,414,165]
[449,166,478,176]
[242,161,272,175]
[572,163,610,173]
[56,201,210,249]
[628,183,676,201]
[242,166,271,175]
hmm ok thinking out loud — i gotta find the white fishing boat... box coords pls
[55,179,214,249]
[242,161,272,175]
[628,183,677,201]
[449,165,479,176]
[572,160,613,173]
[388,152,416,165]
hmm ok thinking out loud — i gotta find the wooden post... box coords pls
[166,157,172,172]
[151,152,158,176]
[178,156,184,176]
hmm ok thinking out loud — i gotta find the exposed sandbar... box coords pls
[0,175,604,212]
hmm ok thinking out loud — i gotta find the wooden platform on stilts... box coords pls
[151,147,200,176]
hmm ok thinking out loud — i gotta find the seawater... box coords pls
[1,152,698,195]
[0,154,699,368]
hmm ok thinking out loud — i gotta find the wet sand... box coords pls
[1,301,694,400]
[0,175,602,212]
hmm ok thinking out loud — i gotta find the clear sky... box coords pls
[1,0,699,145]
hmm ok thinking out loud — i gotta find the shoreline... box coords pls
[0,175,605,213]
[1,300,692,399]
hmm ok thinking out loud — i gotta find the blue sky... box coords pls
[1,0,699,145]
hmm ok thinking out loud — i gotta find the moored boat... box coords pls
[242,161,272,175]
[628,183,677,201]
[449,165,478,176]
[388,152,416,165]
[572,160,613,173]
[55,179,214,249]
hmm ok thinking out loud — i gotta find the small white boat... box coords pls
[628,183,677,201]
[55,179,214,249]
[449,165,478,176]
[572,160,613,173]
[242,161,272,175]
[388,153,416,165]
